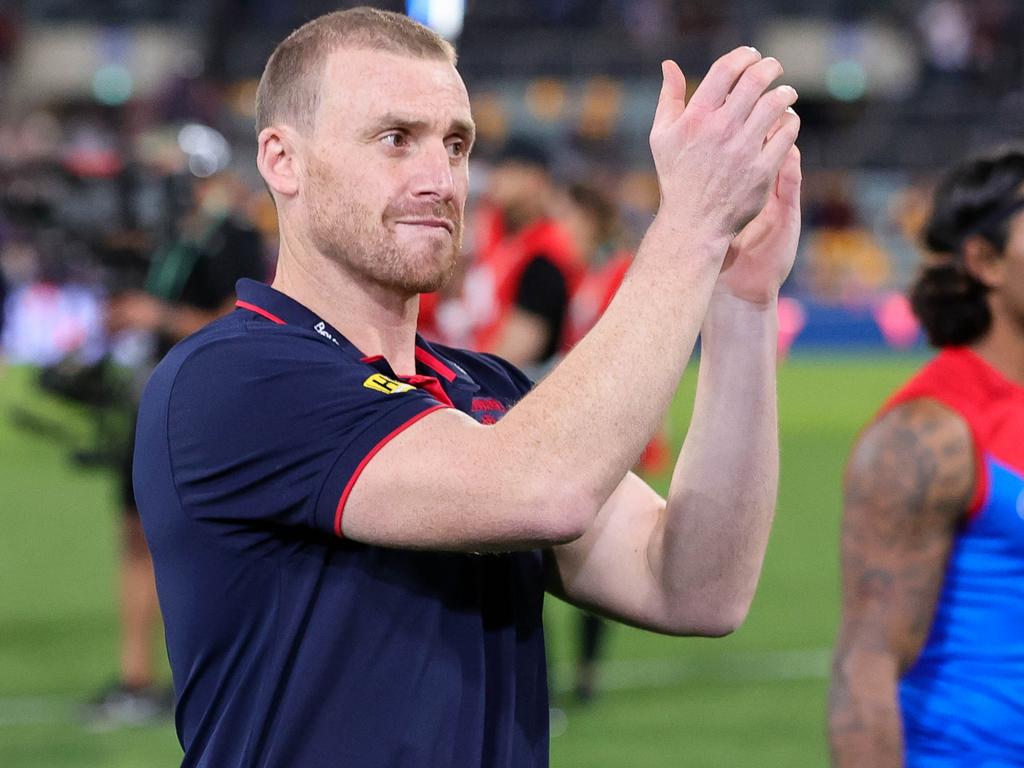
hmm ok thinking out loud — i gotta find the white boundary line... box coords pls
[551,647,831,694]
[0,648,832,728]
[0,694,76,727]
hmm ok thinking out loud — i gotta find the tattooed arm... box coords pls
[828,398,974,767]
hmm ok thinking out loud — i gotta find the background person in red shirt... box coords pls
[471,137,584,371]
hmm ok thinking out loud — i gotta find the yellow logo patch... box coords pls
[363,373,415,395]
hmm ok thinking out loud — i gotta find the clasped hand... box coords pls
[650,47,802,307]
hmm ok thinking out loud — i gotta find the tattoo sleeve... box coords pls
[827,398,974,768]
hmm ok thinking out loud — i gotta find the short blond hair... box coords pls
[255,7,457,135]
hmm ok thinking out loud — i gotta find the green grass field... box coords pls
[0,353,924,767]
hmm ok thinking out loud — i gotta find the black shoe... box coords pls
[80,681,174,729]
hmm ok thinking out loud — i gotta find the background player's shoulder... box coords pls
[884,347,993,419]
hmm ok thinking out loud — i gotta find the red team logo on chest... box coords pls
[471,397,509,425]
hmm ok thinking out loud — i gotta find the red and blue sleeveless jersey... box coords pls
[882,347,1024,766]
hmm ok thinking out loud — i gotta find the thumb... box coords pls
[655,60,687,127]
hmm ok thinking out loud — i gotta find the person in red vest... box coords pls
[562,183,633,351]
[472,137,584,370]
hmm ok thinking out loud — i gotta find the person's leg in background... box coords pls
[82,424,171,727]
[574,612,608,703]
[119,510,160,691]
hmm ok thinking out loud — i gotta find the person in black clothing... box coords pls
[84,171,266,726]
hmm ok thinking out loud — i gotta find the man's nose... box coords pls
[411,140,456,201]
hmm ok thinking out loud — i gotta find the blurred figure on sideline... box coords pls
[84,171,265,726]
[561,183,632,352]
[472,137,583,373]
[559,182,651,703]
[830,147,1024,766]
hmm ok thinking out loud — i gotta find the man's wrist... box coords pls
[643,212,732,268]
[709,285,780,313]
[703,290,779,347]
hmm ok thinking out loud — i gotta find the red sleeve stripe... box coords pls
[415,347,457,382]
[235,300,286,325]
[333,404,448,537]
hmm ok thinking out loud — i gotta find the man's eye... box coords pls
[446,140,465,158]
[381,133,407,148]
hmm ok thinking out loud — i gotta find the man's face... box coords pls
[301,48,474,294]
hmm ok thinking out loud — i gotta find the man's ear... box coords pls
[961,234,1004,290]
[257,125,301,199]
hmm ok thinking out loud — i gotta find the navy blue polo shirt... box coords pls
[134,279,549,768]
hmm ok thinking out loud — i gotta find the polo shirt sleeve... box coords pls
[166,335,447,537]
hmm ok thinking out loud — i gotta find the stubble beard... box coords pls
[306,159,461,295]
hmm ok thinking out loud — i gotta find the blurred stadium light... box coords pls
[176,123,230,178]
[406,0,466,40]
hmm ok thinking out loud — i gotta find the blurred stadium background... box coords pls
[0,0,1020,765]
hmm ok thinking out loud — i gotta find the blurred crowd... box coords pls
[0,112,945,370]
[2,0,1023,367]
[0,121,944,366]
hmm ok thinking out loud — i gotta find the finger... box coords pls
[761,109,801,182]
[744,85,799,145]
[775,143,802,203]
[721,56,784,123]
[764,114,786,146]
[687,46,762,112]
[654,60,687,126]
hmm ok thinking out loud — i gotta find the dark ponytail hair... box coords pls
[910,147,1024,346]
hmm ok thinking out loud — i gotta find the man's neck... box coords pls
[272,239,420,376]
[970,317,1024,387]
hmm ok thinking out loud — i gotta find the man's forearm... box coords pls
[650,292,779,629]
[495,216,730,519]
[828,654,905,767]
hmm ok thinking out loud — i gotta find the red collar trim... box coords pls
[235,300,286,325]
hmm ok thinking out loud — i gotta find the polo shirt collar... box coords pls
[410,339,476,391]
[234,279,480,397]
[235,278,356,354]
